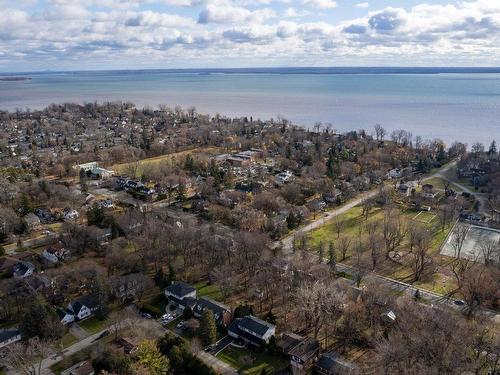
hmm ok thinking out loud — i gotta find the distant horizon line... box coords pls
[2,66,500,75]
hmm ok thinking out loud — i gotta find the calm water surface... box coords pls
[1,69,499,145]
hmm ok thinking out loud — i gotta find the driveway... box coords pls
[208,335,234,356]
[69,323,89,340]
[197,350,238,375]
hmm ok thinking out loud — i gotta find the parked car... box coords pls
[454,300,466,306]
[176,321,185,329]
[142,313,152,319]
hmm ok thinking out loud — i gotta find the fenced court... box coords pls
[413,211,437,224]
[441,223,500,263]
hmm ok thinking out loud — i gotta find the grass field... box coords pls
[111,147,219,177]
[59,332,79,348]
[194,280,223,301]
[307,204,456,294]
[217,346,287,375]
[78,316,108,334]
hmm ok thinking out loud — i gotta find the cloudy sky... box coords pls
[1,0,499,71]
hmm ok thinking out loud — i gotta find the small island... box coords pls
[0,76,32,81]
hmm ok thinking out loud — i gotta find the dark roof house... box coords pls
[228,315,276,346]
[164,281,197,307]
[279,333,320,374]
[193,297,231,326]
[314,352,358,375]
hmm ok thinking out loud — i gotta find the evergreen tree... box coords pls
[199,310,218,345]
[182,306,193,320]
[92,278,110,320]
[20,193,34,214]
[328,241,336,272]
[20,298,64,340]
[176,184,187,202]
[167,263,176,285]
[87,203,105,227]
[318,240,324,263]
[488,140,497,156]
[154,268,167,288]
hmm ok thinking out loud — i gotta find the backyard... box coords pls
[217,346,287,375]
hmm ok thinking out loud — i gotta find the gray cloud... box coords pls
[368,9,404,32]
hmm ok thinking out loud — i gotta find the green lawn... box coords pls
[194,281,223,301]
[78,316,108,334]
[59,332,79,348]
[307,203,455,293]
[217,346,287,375]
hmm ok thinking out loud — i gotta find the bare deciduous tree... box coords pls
[4,337,53,375]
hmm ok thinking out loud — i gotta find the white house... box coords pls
[66,294,99,321]
[276,170,294,184]
[57,308,76,325]
[42,244,68,263]
[386,168,401,179]
[0,329,21,349]
[13,261,35,278]
[63,208,80,221]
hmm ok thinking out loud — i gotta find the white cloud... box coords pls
[198,4,275,24]
[302,0,337,9]
[356,2,369,9]
[1,0,500,69]
[283,7,311,18]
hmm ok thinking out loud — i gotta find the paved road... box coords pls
[4,232,59,255]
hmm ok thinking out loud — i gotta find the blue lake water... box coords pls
[0,68,499,145]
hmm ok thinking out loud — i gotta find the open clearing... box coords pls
[441,224,500,263]
[111,147,220,176]
[307,204,455,294]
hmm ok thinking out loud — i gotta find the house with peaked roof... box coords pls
[0,328,21,349]
[421,184,439,199]
[13,261,35,278]
[228,315,275,346]
[278,333,320,375]
[193,297,231,326]
[57,308,76,325]
[42,243,69,263]
[164,281,197,309]
[314,352,358,375]
[66,294,99,321]
[61,360,95,375]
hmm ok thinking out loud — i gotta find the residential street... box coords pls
[32,315,238,375]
